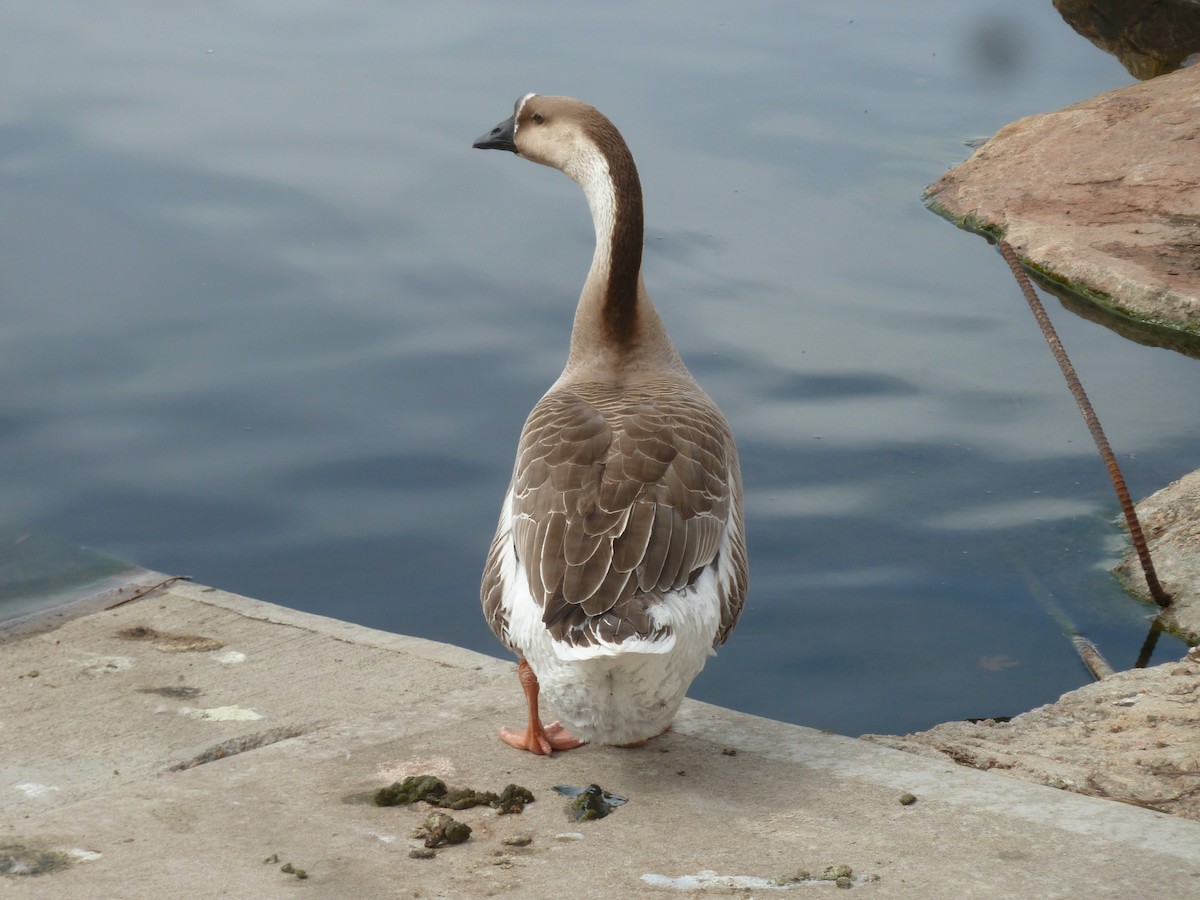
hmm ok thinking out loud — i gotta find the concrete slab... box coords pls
[4,580,1200,898]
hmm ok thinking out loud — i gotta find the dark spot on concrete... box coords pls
[0,844,71,877]
[116,625,223,653]
[139,686,202,700]
[168,725,307,771]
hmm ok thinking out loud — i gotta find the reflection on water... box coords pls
[0,527,139,621]
[1,1,1195,735]
[1054,0,1200,78]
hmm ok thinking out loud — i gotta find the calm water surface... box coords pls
[2,1,1196,735]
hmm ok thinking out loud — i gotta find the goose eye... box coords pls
[532,112,544,124]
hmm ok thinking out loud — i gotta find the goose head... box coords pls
[473,94,624,184]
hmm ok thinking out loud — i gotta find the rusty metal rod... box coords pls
[996,239,1170,608]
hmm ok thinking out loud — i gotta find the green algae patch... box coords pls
[922,197,1007,244]
[374,775,534,814]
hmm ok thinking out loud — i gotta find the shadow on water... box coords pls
[1032,270,1200,361]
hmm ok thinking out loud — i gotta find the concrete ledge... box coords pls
[4,580,1200,897]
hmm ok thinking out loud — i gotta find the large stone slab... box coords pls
[926,63,1200,339]
[866,645,1200,820]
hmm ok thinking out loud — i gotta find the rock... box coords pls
[1115,469,1200,643]
[1054,0,1200,79]
[926,63,1200,341]
[864,648,1200,820]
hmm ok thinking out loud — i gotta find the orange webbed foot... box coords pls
[499,721,584,755]
[500,658,586,755]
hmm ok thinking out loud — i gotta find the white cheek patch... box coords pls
[513,92,538,138]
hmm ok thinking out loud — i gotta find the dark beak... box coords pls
[473,114,518,153]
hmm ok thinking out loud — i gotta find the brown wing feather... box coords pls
[492,381,746,649]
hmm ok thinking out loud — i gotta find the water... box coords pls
[2,1,1196,736]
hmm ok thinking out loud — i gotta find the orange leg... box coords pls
[499,658,584,755]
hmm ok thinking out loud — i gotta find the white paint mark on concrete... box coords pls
[641,870,815,890]
[180,706,262,721]
[211,650,246,665]
[14,782,60,799]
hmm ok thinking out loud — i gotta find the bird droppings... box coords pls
[375,775,450,806]
[721,747,737,756]
[280,862,308,879]
[502,834,533,847]
[415,812,472,848]
[373,775,534,814]
[115,625,224,653]
[494,783,537,814]
[409,848,437,860]
[553,784,628,821]
[821,864,854,888]
[899,792,918,806]
[0,843,71,877]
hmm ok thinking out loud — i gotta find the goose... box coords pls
[473,94,748,754]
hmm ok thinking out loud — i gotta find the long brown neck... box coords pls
[598,133,643,347]
[563,118,682,377]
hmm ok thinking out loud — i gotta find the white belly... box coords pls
[504,557,721,745]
